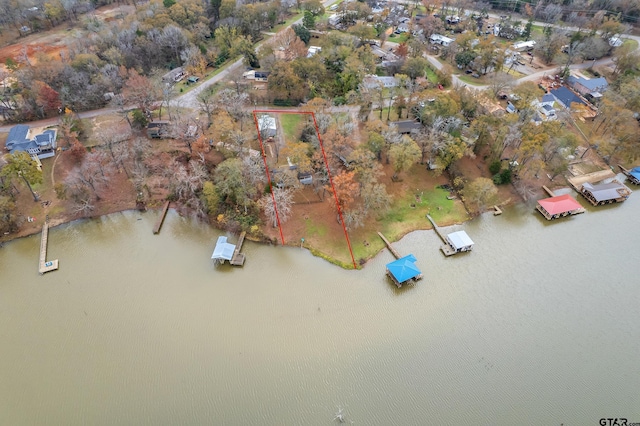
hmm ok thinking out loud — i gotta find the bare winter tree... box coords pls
[65,151,115,201]
[215,89,250,130]
[487,72,516,98]
[259,188,294,227]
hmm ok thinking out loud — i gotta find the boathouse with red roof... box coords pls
[536,194,584,220]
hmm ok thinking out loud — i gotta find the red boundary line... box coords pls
[252,109,357,270]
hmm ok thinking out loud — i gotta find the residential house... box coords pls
[513,40,536,51]
[567,75,608,97]
[162,67,185,84]
[429,34,454,46]
[390,120,421,134]
[396,22,410,33]
[5,125,57,159]
[147,121,171,139]
[362,75,398,90]
[551,87,585,109]
[257,114,277,138]
[254,71,270,82]
[307,46,322,57]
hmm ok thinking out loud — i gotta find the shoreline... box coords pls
[0,202,479,267]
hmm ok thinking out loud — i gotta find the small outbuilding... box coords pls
[579,181,631,205]
[446,231,474,253]
[386,254,422,287]
[536,194,584,220]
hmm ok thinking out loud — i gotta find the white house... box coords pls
[513,40,536,51]
[429,34,454,47]
[257,115,277,138]
[362,75,398,89]
[307,46,322,57]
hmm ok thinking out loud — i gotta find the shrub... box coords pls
[489,160,502,175]
[500,168,512,184]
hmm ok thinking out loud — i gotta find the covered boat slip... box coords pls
[386,255,423,288]
[619,165,640,185]
[445,231,474,253]
[536,194,585,220]
[211,232,246,266]
[579,181,631,206]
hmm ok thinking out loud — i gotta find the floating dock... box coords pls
[38,222,58,274]
[153,201,170,234]
[493,205,502,215]
[230,231,246,266]
[377,232,422,287]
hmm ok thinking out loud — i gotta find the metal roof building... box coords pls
[386,254,421,285]
[211,236,236,262]
[446,231,474,252]
[536,194,583,220]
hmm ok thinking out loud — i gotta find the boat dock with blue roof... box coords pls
[377,232,422,288]
[619,165,640,185]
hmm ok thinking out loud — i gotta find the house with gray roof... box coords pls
[5,125,57,159]
[551,87,585,110]
[567,75,608,97]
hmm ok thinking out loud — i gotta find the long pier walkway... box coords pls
[39,222,58,274]
[377,232,401,259]
[542,185,555,197]
[230,231,246,266]
[153,201,170,234]
[426,215,456,256]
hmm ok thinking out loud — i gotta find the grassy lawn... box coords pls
[424,66,438,83]
[623,38,638,50]
[388,32,410,43]
[272,12,304,33]
[350,185,469,262]
[280,114,303,142]
[504,68,526,78]
[457,75,486,86]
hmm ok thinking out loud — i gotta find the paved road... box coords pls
[172,0,338,109]
[2,2,638,131]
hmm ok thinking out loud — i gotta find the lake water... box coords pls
[1,190,639,425]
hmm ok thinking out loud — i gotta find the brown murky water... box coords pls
[1,190,639,425]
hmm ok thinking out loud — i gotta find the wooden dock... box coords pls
[38,222,59,274]
[153,201,170,234]
[377,232,401,259]
[230,231,246,266]
[619,165,640,185]
[426,215,456,256]
[542,185,555,197]
[493,205,502,215]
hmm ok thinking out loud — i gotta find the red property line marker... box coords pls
[252,109,357,269]
[253,111,285,245]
